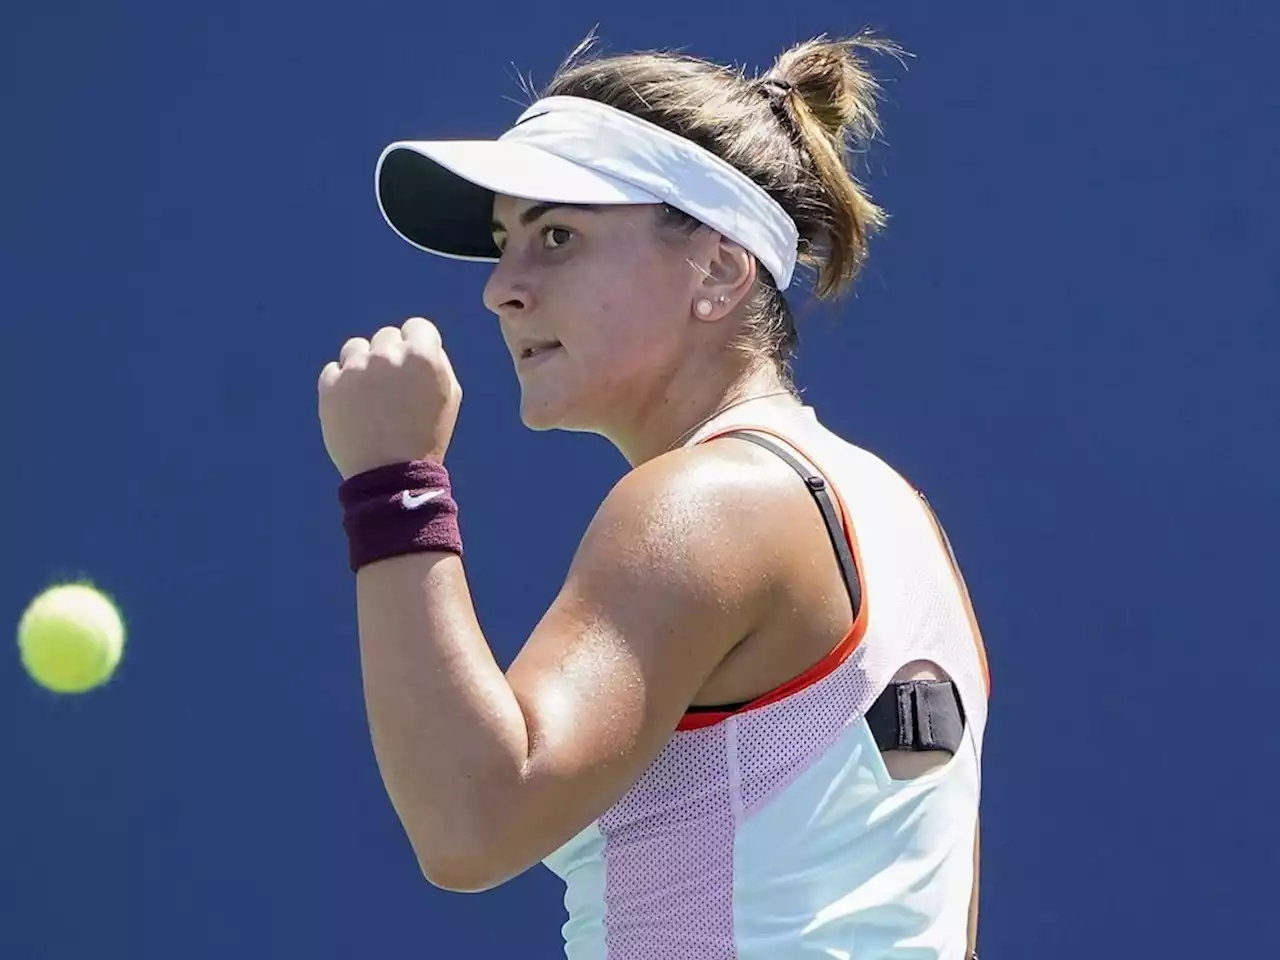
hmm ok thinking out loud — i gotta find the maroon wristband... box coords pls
[338,460,463,572]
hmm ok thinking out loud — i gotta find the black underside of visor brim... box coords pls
[378,148,500,260]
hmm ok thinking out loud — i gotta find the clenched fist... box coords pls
[318,317,462,479]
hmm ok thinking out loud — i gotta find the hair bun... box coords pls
[768,32,904,149]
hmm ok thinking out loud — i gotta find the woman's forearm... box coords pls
[354,551,530,886]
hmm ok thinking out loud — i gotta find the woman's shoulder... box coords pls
[610,430,815,517]
[575,435,835,592]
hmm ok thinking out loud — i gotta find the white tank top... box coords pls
[542,403,990,960]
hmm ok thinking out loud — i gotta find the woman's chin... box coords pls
[519,389,604,436]
[518,391,568,432]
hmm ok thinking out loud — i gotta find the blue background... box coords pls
[3,2,1276,957]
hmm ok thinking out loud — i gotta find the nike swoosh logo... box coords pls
[401,489,444,509]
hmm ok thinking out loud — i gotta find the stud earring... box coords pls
[695,299,714,317]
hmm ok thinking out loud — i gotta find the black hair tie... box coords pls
[760,78,794,99]
[759,77,798,135]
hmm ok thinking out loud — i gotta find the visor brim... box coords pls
[375,141,663,263]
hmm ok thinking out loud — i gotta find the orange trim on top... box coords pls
[675,423,871,732]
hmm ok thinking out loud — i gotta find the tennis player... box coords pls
[319,32,989,960]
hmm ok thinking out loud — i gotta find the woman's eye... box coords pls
[542,226,573,249]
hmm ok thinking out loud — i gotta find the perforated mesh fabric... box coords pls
[543,403,989,960]
[599,725,737,959]
[737,646,877,815]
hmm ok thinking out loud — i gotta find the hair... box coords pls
[536,30,906,386]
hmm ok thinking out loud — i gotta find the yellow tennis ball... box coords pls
[17,583,125,693]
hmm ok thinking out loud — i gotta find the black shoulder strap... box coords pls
[718,429,861,618]
[712,429,967,754]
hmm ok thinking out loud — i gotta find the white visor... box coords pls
[374,96,799,290]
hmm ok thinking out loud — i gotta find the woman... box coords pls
[319,31,989,960]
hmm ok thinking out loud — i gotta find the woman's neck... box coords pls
[612,364,798,467]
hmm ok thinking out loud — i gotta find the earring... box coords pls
[695,299,714,317]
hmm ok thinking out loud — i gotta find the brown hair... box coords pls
[536,30,905,384]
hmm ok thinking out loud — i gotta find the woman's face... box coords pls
[484,195,711,436]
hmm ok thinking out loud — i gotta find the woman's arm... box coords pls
[353,448,779,891]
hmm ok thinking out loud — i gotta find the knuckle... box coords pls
[341,350,370,371]
[405,342,436,364]
[406,316,442,345]
[369,326,402,354]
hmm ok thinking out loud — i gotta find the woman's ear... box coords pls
[689,231,756,321]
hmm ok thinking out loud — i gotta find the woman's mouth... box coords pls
[519,341,562,362]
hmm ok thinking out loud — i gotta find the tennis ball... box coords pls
[17,583,125,693]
